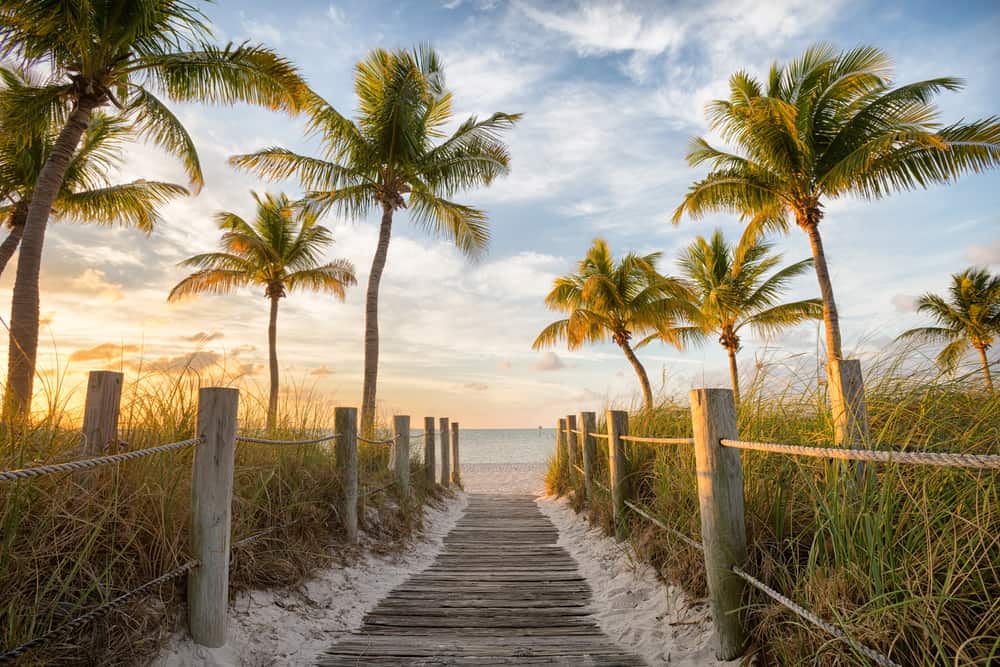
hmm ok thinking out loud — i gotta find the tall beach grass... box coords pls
[548,346,1000,665]
[1,363,442,666]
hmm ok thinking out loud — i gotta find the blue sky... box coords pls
[3,0,998,426]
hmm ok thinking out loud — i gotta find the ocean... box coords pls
[450,428,556,464]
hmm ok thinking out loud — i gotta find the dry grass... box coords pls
[0,368,443,666]
[547,346,1000,666]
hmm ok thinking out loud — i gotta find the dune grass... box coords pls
[548,348,1000,665]
[0,367,442,666]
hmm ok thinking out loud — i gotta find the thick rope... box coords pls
[620,435,694,445]
[720,439,1000,469]
[0,559,198,664]
[732,565,900,667]
[589,432,611,440]
[0,438,202,483]
[623,500,703,552]
[236,433,338,446]
[357,435,395,445]
[363,480,397,498]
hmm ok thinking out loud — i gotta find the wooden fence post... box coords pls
[439,417,451,487]
[606,410,629,540]
[827,358,871,483]
[690,388,747,660]
[424,417,436,484]
[393,415,410,497]
[579,411,596,501]
[557,418,567,471]
[335,407,358,543]
[565,414,578,483]
[450,422,461,485]
[189,387,239,648]
[82,370,123,455]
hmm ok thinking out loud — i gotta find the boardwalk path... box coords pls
[320,494,646,666]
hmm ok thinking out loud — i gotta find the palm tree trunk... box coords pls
[976,346,994,393]
[361,204,394,436]
[0,201,28,277]
[727,346,741,404]
[4,97,99,422]
[619,338,654,410]
[802,221,844,361]
[267,294,280,431]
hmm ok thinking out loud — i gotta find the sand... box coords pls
[156,462,729,666]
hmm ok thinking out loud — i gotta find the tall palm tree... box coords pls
[0,69,187,275]
[168,192,356,430]
[898,268,1000,392]
[672,43,1000,364]
[648,229,821,403]
[0,0,309,420]
[230,45,520,435]
[533,238,690,410]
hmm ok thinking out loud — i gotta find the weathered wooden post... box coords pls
[827,358,870,483]
[424,417,436,484]
[393,415,410,497]
[82,370,123,455]
[439,417,451,487]
[690,388,747,660]
[189,387,239,647]
[557,418,567,470]
[450,422,461,485]
[579,411,597,501]
[335,407,359,543]
[606,410,630,540]
[565,414,578,482]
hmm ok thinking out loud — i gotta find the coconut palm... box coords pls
[533,238,690,410]
[169,193,356,430]
[897,268,1000,392]
[0,70,187,276]
[0,0,309,420]
[672,43,1000,364]
[230,45,520,435]
[647,229,821,403]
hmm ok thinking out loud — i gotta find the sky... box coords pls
[2,0,998,427]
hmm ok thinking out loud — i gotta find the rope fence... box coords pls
[0,559,199,665]
[620,435,694,445]
[236,433,339,446]
[732,565,900,667]
[0,437,202,483]
[623,500,703,552]
[357,435,396,445]
[720,439,1000,469]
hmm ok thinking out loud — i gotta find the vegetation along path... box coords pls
[319,494,646,666]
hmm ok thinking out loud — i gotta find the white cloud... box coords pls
[967,239,1000,266]
[891,294,918,313]
[239,12,283,45]
[518,2,685,55]
[532,351,565,371]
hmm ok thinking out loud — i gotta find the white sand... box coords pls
[537,496,733,667]
[460,461,547,495]
[154,494,467,667]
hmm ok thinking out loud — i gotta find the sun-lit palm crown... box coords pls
[168,192,357,303]
[0,0,309,191]
[231,45,521,256]
[672,43,1000,236]
[664,230,822,352]
[898,268,1000,372]
[0,68,186,233]
[533,238,690,351]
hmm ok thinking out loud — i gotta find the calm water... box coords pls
[436,428,556,464]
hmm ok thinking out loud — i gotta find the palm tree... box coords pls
[672,43,1000,364]
[230,45,520,435]
[898,268,1000,392]
[0,0,309,420]
[649,229,821,403]
[168,193,356,430]
[0,69,187,276]
[533,238,690,410]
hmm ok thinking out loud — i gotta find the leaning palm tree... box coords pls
[533,238,690,410]
[168,192,357,430]
[0,0,309,420]
[672,43,1000,364]
[230,45,520,435]
[0,70,186,275]
[648,229,821,403]
[897,268,1000,392]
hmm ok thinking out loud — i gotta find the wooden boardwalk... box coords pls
[319,494,646,666]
